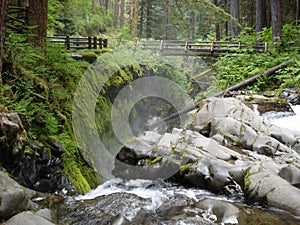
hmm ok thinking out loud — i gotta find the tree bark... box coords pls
[189,10,195,40]
[92,0,96,14]
[213,0,220,40]
[113,0,119,27]
[139,2,144,38]
[0,0,10,73]
[131,0,138,40]
[18,0,28,18]
[146,0,152,39]
[119,0,125,27]
[256,0,267,33]
[270,0,282,42]
[229,0,240,38]
[27,0,48,46]
[296,0,299,26]
[104,0,109,11]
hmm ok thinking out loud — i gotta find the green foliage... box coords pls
[2,32,100,193]
[213,24,300,93]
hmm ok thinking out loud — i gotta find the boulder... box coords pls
[188,97,300,152]
[245,165,300,216]
[5,211,55,225]
[0,171,29,220]
[0,112,72,193]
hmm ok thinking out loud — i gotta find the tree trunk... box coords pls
[131,0,138,40]
[92,0,95,14]
[146,0,152,39]
[165,0,170,39]
[256,0,267,33]
[139,2,144,38]
[27,0,48,46]
[296,0,299,26]
[213,0,220,40]
[0,0,10,73]
[105,0,109,10]
[229,0,240,38]
[18,0,28,18]
[189,10,195,40]
[113,0,119,27]
[119,0,125,27]
[270,0,282,41]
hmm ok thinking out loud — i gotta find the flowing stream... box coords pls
[264,105,300,134]
[55,105,300,225]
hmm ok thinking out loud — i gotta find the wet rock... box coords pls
[188,97,300,152]
[45,137,64,157]
[114,127,243,193]
[0,171,29,220]
[111,214,131,225]
[195,198,239,224]
[226,90,295,114]
[280,87,300,105]
[245,165,300,216]
[278,165,300,187]
[35,208,54,222]
[0,112,72,193]
[5,211,55,225]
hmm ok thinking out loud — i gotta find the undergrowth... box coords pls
[210,24,300,95]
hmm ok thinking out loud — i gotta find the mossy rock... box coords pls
[81,52,98,63]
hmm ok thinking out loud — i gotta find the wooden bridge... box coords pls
[134,40,268,56]
[47,36,108,50]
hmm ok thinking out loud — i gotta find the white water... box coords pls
[76,178,239,224]
[265,105,300,133]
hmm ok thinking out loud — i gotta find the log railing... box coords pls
[135,40,267,56]
[47,36,108,50]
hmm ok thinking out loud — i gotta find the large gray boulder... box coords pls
[0,171,29,220]
[245,165,300,216]
[188,97,300,152]
[5,211,55,225]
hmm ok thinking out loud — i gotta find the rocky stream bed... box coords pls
[1,89,300,225]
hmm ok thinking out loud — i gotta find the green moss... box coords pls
[244,169,251,190]
[81,52,98,63]
[180,161,197,175]
[148,156,163,165]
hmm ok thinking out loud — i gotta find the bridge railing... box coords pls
[135,40,267,56]
[47,36,108,50]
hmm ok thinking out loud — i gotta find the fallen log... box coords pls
[211,60,291,98]
[150,59,292,128]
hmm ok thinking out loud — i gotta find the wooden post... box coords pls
[103,38,108,48]
[160,40,164,50]
[88,36,92,49]
[93,37,97,49]
[99,38,103,49]
[264,42,268,52]
[65,36,70,50]
[76,37,80,50]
